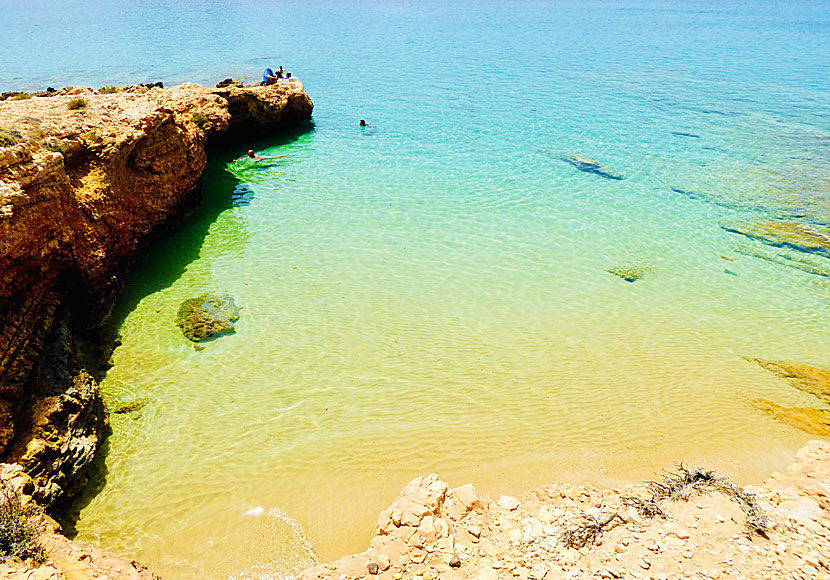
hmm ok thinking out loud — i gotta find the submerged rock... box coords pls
[112,398,148,415]
[748,358,830,435]
[752,399,830,436]
[608,263,648,282]
[176,293,240,342]
[561,154,624,180]
[721,219,830,257]
[747,358,830,404]
[733,243,830,278]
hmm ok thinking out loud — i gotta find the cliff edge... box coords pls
[0,82,313,509]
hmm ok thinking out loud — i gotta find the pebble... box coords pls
[378,554,391,571]
[499,495,521,511]
[639,557,651,570]
[367,563,379,575]
[449,554,461,568]
[469,524,482,538]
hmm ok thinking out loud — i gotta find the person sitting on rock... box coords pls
[262,68,283,85]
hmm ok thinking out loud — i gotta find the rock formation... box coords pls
[0,82,313,509]
[176,292,240,342]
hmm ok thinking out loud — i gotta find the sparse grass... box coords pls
[562,509,626,549]
[67,97,88,110]
[98,85,119,94]
[0,480,45,564]
[622,464,769,538]
[10,93,31,100]
[192,111,210,129]
[0,130,21,147]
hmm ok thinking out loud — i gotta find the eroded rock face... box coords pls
[4,308,108,508]
[176,293,240,342]
[0,82,312,504]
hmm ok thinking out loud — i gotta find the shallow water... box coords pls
[4,1,830,578]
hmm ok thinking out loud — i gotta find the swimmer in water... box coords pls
[247,150,288,161]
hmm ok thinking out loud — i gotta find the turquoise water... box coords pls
[4,2,830,579]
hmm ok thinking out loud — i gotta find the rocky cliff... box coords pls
[0,82,313,509]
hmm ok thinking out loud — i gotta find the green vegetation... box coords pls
[10,93,31,100]
[0,482,45,563]
[44,142,65,155]
[98,85,119,94]
[192,111,210,129]
[67,97,88,110]
[0,130,21,147]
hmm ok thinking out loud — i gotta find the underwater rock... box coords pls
[608,264,647,282]
[747,358,830,404]
[733,243,830,278]
[176,293,240,342]
[560,154,624,180]
[752,399,830,436]
[671,131,701,138]
[112,398,148,415]
[721,220,830,257]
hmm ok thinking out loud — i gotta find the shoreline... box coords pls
[297,440,830,580]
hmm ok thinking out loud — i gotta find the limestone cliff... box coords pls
[0,82,313,508]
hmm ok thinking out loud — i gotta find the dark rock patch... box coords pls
[560,154,624,180]
[176,293,240,342]
[721,219,830,258]
[671,131,701,138]
[608,264,647,282]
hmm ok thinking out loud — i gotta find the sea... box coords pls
[2,1,830,578]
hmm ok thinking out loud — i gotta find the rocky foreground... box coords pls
[0,82,313,511]
[299,440,830,580]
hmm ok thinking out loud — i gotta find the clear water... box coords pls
[4,1,830,579]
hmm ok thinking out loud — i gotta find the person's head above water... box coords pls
[359,120,366,127]
[247,149,256,158]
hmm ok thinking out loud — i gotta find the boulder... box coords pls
[176,293,240,342]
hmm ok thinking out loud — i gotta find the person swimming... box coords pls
[247,149,288,161]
